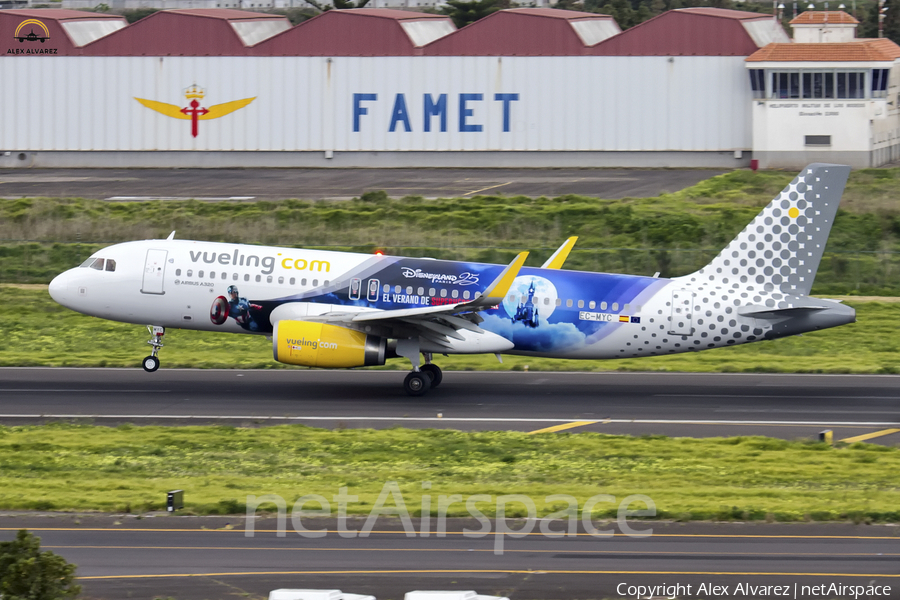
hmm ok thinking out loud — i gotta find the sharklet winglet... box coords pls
[542,236,578,269]
[479,251,529,304]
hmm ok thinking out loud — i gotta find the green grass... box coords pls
[4,284,899,373]
[0,423,897,522]
[4,168,900,292]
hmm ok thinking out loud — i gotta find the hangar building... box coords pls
[0,6,893,169]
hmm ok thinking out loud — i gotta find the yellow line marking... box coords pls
[840,428,900,443]
[463,182,512,196]
[529,420,598,434]
[45,546,900,558]
[78,569,900,580]
[5,528,900,540]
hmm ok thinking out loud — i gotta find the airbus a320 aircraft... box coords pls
[49,164,856,395]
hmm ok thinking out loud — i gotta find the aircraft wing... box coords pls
[302,252,529,350]
[541,236,578,269]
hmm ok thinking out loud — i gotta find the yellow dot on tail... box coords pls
[788,207,800,219]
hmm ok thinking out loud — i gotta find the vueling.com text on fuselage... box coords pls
[188,250,330,276]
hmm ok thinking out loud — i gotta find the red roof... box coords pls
[251,9,455,56]
[747,38,900,62]
[81,9,290,56]
[790,10,859,24]
[423,8,619,56]
[0,9,126,55]
[592,7,779,56]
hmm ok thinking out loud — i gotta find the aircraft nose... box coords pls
[48,272,69,305]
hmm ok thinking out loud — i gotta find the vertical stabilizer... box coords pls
[688,163,850,296]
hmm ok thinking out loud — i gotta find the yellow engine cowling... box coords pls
[273,320,386,368]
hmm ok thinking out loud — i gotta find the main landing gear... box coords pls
[402,351,443,397]
[142,325,165,373]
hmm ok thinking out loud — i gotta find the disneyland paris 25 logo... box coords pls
[401,267,479,286]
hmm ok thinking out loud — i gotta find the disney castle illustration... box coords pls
[512,280,540,328]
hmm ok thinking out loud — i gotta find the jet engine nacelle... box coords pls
[273,320,386,368]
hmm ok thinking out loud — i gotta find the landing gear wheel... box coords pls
[143,325,165,373]
[142,355,160,373]
[404,371,431,396]
[420,364,443,388]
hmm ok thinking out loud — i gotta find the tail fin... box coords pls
[688,163,850,296]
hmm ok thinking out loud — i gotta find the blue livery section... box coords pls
[231,256,666,355]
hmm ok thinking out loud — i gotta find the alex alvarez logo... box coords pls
[15,19,49,43]
[7,19,57,54]
[135,85,255,138]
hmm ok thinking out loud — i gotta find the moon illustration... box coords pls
[501,276,559,322]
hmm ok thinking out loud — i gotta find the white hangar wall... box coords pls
[0,56,752,168]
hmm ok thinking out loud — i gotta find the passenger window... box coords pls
[233,273,238,280]
[544,297,550,305]
[589,300,596,309]
[255,275,261,282]
[555,298,562,306]
[578,300,584,308]
[566,299,573,307]
[324,280,329,286]
[175,269,182,276]
[290,277,295,285]
[302,278,307,286]
[440,289,447,298]
[278,276,284,284]
[395,285,401,293]
[244,274,249,282]
[601,301,607,310]
[220,272,226,279]
[267,276,273,283]
[463,290,470,300]
[612,302,619,311]
[451,289,459,298]
[199,270,205,278]
[406,286,413,294]
[90,258,104,270]
[187,270,193,277]
[624,304,631,312]
[429,288,436,296]
[105,259,116,272]
[383,284,390,292]
[509,294,516,302]
[417,287,424,295]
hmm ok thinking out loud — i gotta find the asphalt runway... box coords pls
[0,168,725,201]
[1,515,897,600]
[1,369,899,444]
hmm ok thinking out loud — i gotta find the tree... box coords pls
[440,0,507,29]
[0,530,81,600]
[302,0,370,11]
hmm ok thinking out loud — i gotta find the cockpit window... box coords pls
[80,257,115,271]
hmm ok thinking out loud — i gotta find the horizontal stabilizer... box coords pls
[738,304,830,317]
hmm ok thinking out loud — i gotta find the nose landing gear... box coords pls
[142,325,165,373]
